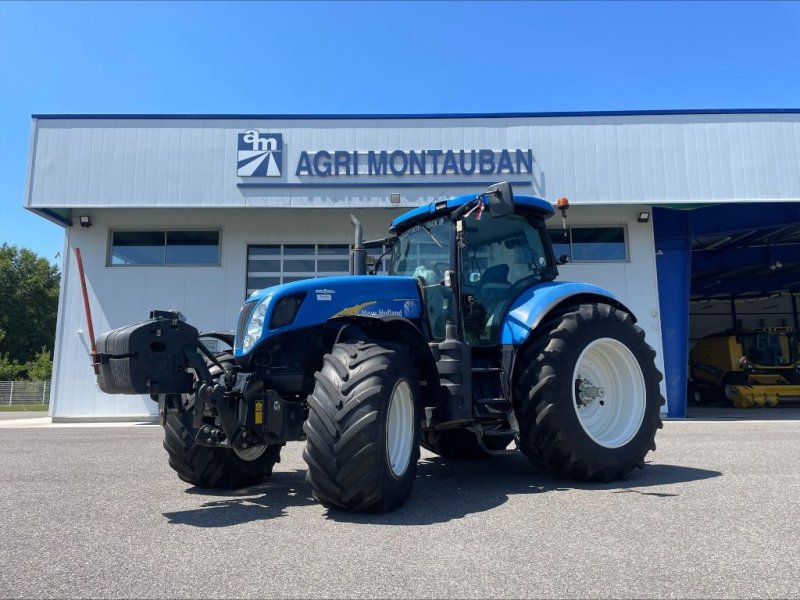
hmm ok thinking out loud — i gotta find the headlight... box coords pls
[242,297,269,353]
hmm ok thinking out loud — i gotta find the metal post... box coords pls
[792,293,799,331]
[42,381,47,405]
[73,247,99,374]
[8,381,13,406]
[653,207,693,418]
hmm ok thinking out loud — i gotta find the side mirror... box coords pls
[485,181,514,218]
[558,255,570,265]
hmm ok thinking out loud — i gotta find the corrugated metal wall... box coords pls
[27,114,800,210]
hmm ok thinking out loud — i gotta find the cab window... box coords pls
[460,214,552,345]
[389,218,453,340]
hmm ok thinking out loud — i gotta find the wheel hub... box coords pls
[576,375,606,407]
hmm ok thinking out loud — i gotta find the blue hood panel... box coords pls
[235,276,422,356]
[500,281,619,345]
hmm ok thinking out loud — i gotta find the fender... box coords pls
[328,314,440,410]
[199,330,235,348]
[500,281,635,346]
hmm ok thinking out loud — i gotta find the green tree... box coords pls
[25,348,53,381]
[0,353,25,380]
[0,244,60,368]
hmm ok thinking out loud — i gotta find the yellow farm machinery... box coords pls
[689,328,800,407]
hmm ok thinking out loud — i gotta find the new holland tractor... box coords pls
[93,183,663,512]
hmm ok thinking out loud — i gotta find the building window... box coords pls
[110,230,220,266]
[246,243,350,296]
[546,227,628,262]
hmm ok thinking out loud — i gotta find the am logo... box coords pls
[237,129,283,177]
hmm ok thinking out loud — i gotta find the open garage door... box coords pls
[654,203,800,417]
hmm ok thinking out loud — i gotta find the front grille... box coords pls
[235,301,258,349]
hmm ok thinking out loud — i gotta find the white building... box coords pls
[24,110,800,420]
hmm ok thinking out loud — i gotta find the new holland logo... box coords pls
[237,129,282,177]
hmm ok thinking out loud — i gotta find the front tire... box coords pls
[515,304,663,482]
[303,341,421,512]
[164,411,282,489]
[162,352,281,489]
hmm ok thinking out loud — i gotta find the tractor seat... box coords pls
[481,264,510,286]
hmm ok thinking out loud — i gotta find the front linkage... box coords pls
[95,310,303,454]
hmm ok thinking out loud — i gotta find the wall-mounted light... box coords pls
[390,193,401,204]
[79,216,92,228]
[637,211,650,223]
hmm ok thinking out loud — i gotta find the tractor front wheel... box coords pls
[163,352,282,489]
[303,341,421,512]
[515,304,663,482]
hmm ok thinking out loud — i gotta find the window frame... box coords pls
[546,224,629,264]
[106,228,222,267]
[245,242,352,297]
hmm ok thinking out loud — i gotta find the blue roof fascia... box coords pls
[31,109,800,121]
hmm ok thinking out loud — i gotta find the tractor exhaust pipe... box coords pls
[350,214,367,276]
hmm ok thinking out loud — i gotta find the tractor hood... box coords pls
[234,276,422,356]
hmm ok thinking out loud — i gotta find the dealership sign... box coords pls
[237,129,533,178]
[237,130,283,176]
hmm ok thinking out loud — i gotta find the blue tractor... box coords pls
[95,183,663,512]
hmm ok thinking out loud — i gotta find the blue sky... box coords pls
[1,1,798,262]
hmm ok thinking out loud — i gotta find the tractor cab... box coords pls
[739,328,799,369]
[386,184,558,345]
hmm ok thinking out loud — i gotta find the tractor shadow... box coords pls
[162,469,315,527]
[326,454,721,526]
[163,454,720,528]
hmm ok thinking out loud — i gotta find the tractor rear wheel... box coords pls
[303,341,421,512]
[515,304,663,482]
[163,352,282,489]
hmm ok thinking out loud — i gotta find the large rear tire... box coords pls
[515,304,663,482]
[303,341,421,512]
[162,352,281,489]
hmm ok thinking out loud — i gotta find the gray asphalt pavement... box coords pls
[1,420,798,599]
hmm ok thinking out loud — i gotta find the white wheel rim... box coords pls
[386,380,414,478]
[233,444,267,462]
[572,337,646,449]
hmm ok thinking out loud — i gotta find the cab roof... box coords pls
[390,194,554,233]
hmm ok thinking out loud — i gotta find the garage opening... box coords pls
[654,203,800,418]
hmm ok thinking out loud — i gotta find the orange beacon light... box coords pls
[557,197,570,229]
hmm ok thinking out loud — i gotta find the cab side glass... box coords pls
[460,214,551,345]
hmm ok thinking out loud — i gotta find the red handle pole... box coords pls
[73,247,99,373]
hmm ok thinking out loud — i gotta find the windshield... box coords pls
[388,218,453,340]
[741,332,799,366]
[388,217,451,282]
